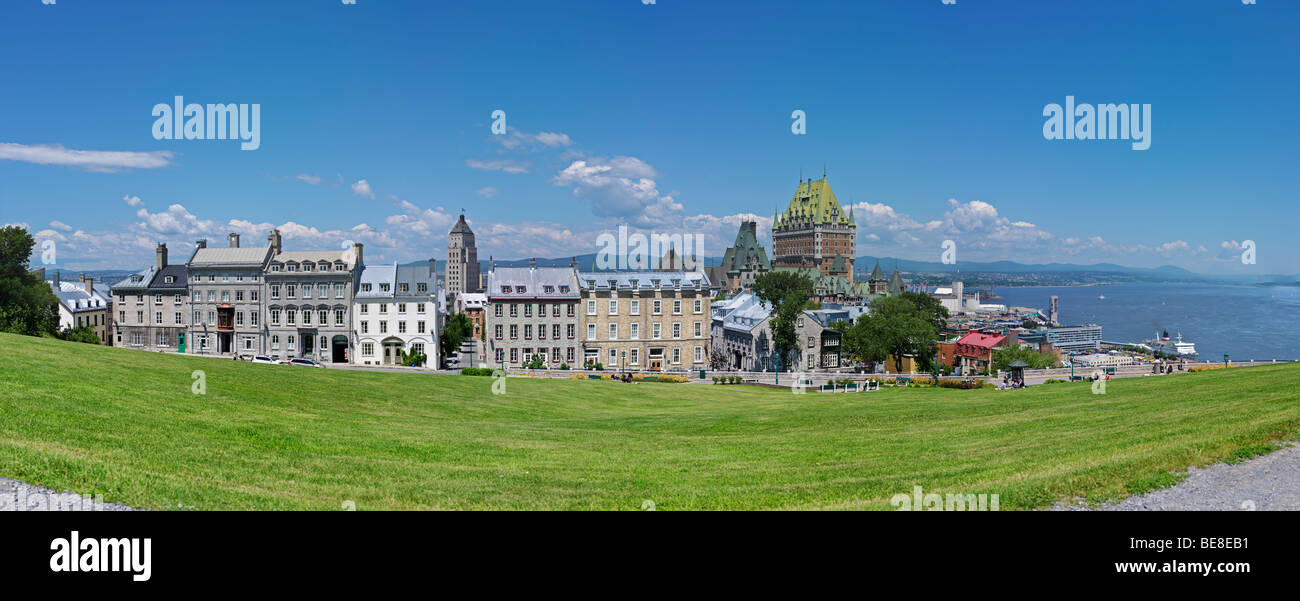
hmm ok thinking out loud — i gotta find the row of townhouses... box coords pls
[483,265,714,371]
[109,230,446,367]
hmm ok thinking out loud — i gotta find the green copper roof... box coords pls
[869,262,885,282]
[722,221,770,272]
[774,177,855,230]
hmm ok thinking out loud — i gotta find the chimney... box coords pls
[529,257,536,269]
[571,256,577,268]
[267,229,282,255]
[156,243,168,269]
[196,239,207,249]
[80,274,93,294]
[228,233,240,248]
[352,242,363,266]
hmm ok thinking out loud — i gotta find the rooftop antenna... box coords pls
[823,161,826,179]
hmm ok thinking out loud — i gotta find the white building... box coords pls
[352,261,442,366]
[1073,353,1135,367]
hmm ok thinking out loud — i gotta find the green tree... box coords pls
[59,324,100,344]
[899,291,949,333]
[752,271,814,370]
[991,345,1056,372]
[851,296,939,373]
[0,226,59,336]
[440,312,474,361]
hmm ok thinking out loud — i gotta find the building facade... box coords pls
[351,261,441,366]
[716,220,770,294]
[446,214,480,305]
[457,292,486,339]
[186,233,273,356]
[486,266,580,369]
[578,271,711,372]
[48,273,111,344]
[771,176,856,281]
[111,243,189,352]
[264,232,363,363]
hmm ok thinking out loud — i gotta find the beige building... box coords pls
[446,214,480,305]
[577,271,711,372]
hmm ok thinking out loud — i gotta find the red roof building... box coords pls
[954,329,1007,375]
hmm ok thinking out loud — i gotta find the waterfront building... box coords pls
[264,231,363,363]
[186,233,273,356]
[351,260,440,366]
[446,214,481,305]
[47,272,110,344]
[578,270,710,372]
[111,243,188,351]
[1073,353,1135,368]
[486,264,581,369]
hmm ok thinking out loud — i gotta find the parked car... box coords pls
[251,355,277,365]
[288,358,325,368]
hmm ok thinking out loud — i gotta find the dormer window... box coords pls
[164,276,175,284]
[287,263,298,272]
[302,263,313,272]
[417,283,427,293]
[543,286,554,294]
[334,261,345,270]
[515,286,526,294]
[500,286,510,294]
[270,264,282,272]
[319,262,330,271]
[379,283,390,292]
[361,283,372,292]
[399,283,409,293]
[559,286,570,294]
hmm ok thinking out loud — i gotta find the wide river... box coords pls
[991,283,1300,362]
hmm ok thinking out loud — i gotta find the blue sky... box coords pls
[1,0,1296,275]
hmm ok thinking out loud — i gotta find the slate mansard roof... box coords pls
[488,267,579,301]
[576,270,710,292]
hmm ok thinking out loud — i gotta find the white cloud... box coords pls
[49,220,73,232]
[495,130,574,151]
[351,179,375,199]
[0,142,174,172]
[475,186,499,198]
[552,156,681,227]
[466,159,530,174]
[296,174,324,185]
[123,194,144,207]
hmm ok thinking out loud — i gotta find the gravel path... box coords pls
[0,477,134,511]
[1054,442,1300,511]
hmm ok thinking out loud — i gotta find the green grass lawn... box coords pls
[2,332,1298,510]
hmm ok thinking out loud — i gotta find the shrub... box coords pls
[559,362,570,370]
[937,379,982,390]
[459,368,494,376]
[1189,364,1228,372]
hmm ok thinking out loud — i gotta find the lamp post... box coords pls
[1224,353,1229,366]
[774,352,782,386]
[621,350,626,378]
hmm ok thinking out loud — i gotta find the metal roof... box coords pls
[575,270,710,292]
[488,267,579,300]
[189,245,272,267]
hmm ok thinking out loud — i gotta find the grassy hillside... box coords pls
[2,332,1298,510]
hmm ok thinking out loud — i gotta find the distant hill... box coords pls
[854,255,1200,277]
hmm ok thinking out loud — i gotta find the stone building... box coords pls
[264,230,363,363]
[716,220,770,294]
[48,272,111,344]
[577,271,711,372]
[446,214,480,305]
[771,176,856,281]
[186,233,273,356]
[485,264,581,369]
[111,243,188,351]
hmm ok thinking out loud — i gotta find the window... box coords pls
[271,285,281,300]
[417,303,426,314]
[318,284,327,298]
[630,323,640,339]
[335,310,345,326]
[508,324,517,339]
[609,349,617,366]
[552,324,560,339]
[154,294,162,305]
[379,304,387,315]
[417,321,426,334]
[154,312,163,325]
[398,303,407,314]
[630,349,639,366]
[302,285,311,299]
[271,335,281,350]
[270,309,281,325]
[552,347,561,363]
[417,283,427,293]
[694,346,703,363]
[360,304,368,314]
[379,284,390,292]
[567,304,575,317]
[587,300,596,315]
[807,336,815,348]
[524,304,532,317]
[156,332,166,346]
[567,324,575,339]
[673,300,682,315]
[510,348,518,363]
[286,284,296,299]
[608,324,618,340]
[608,299,618,315]
[653,300,662,315]
[175,312,182,325]
[288,335,296,351]
[672,348,681,364]
[567,347,575,362]
[495,325,503,340]
[250,312,258,327]
[136,311,143,323]
[287,310,296,325]
[360,321,369,334]
[362,342,373,356]
[319,309,328,325]
[235,312,244,326]
[630,299,640,315]
[399,321,407,334]
[361,283,371,292]
[673,323,681,339]
[412,342,424,356]
[510,304,517,317]
[694,299,703,313]
[535,324,543,340]
[302,311,312,325]
[335,283,345,298]
[494,305,503,317]
[379,321,387,334]
[587,323,596,340]
[207,291,215,302]
[694,321,702,337]
[524,325,532,339]
[398,283,408,293]
[652,323,661,339]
